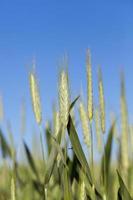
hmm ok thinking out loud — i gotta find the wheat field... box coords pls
[0,50,133,200]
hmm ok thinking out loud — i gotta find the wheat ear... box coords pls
[98,68,105,134]
[29,69,42,125]
[59,70,70,128]
[86,49,93,121]
[79,101,91,147]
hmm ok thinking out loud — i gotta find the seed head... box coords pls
[53,111,60,137]
[79,101,91,147]
[98,68,105,134]
[29,70,42,125]
[86,49,93,121]
[59,70,70,128]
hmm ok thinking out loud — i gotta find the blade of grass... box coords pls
[44,126,62,185]
[63,166,72,200]
[67,115,92,185]
[51,136,67,167]
[0,129,11,158]
[117,170,132,200]
[117,188,122,200]
[45,123,52,155]
[44,98,79,185]
[101,121,115,193]
[69,96,80,112]
[23,141,39,180]
[67,115,103,199]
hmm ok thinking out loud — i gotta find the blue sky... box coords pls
[0,0,133,150]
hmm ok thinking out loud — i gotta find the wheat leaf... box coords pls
[117,170,132,200]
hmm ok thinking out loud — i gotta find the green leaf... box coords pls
[117,170,132,200]
[101,121,115,190]
[67,115,92,185]
[69,153,81,183]
[23,141,39,180]
[44,126,62,185]
[45,122,52,155]
[63,166,72,200]
[32,180,44,195]
[67,116,103,199]
[117,188,122,200]
[69,96,80,112]
[44,98,79,186]
[0,129,11,158]
[52,136,66,167]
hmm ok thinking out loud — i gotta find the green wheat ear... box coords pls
[59,70,70,128]
[29,68,42,125]
[53,109,60,137]
[86,49,93,121]
[79,101,91,148]
[98,67,105,134]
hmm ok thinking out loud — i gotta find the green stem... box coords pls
[39,126,45,163]
[103,134,107,198]
[39,125,46,200]
[90,121,94,176]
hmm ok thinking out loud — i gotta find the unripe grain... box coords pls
[59,70,70,128]
[98,68,105,134]
[79,101,91,147]
[53,111,60,137]
[29,71,42,125]
[86,49,93,121]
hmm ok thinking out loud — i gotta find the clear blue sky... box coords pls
[0,0,133,149]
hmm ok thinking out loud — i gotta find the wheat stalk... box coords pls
[11,177,16,200]
[79,181,86,200]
